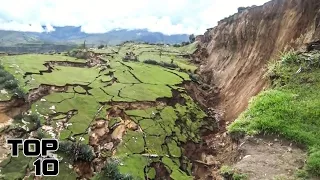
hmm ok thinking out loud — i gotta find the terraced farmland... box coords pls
[0,42,214,179]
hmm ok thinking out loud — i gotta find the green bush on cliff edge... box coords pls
[228,50,320,177]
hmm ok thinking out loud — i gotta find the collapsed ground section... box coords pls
[0,43,209,179]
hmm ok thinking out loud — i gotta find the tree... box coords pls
[189,34,195,43]
[83,40,86,49]
[98,45,104,49]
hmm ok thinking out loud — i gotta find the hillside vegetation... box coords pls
[0,28,189,47]
[0,42,212,180]
[228,50,320,178]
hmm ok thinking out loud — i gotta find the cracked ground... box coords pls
[0,42,213,180]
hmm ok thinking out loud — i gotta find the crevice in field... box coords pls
[100,101,165,110]
[87,75,102,86]
[27,83,92,103]
[99,87,114,98]
[0,43,212,180]
[117,61,134,70]
[139,50,180,56]
[0,83,94,119]
[47,61,90,68]
[47,93,76,103]
[23,63,54,78]
[164,69,185,81]
[128,70,143,83]
[102,77,118,87]
[156,89,186,106]
[22,53,109,79]
[79,105,105,135]
[46,109,78,126]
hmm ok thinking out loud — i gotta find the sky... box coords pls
[0,0,270,35]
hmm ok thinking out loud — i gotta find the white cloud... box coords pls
[0,19,44,32]
[0,0,270,35]
[44,23,55,32]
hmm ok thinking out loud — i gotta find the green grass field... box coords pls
[0,42,204,180]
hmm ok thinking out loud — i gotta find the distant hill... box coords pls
[0,27,189,47]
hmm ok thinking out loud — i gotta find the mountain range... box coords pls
[0,26,190,47]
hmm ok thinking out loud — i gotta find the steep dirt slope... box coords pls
[195,0,320,122]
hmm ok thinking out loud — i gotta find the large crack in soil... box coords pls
[84,84,216,179]
[0,46,226,179]
[101,46,229,179]
[128,70,143,83]
[87,106,155,179]
[24,52,108,78]
[0,82,95,120]
[47,61,90,68]
[23,63,54,78]
[182,81,240,179]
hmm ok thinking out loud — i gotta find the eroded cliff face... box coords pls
[196,0,320,122]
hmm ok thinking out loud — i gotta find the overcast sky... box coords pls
[0,0,270,35]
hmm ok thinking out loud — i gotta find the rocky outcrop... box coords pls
[195,0,320,122]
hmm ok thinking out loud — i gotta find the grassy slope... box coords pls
[228,50,320,177]
[0,43,202,179]
[0,54,86,91]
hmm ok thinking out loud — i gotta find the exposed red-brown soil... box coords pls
[188,0,320,179]
[195,0,320,123]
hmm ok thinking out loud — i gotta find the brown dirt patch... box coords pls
[0,113,10,123]
[233,136,308,180]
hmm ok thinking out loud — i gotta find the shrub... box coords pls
[98,45,104,49]
[181,42,191,46]
[0,65,25,96]
[280,50,299,64]
[189,34,195,43]
[67,50,90,59]
[59,141,74,152]
[95,160,134,180]
[36,129,47,139]
[0,69,7,77]
[160,62,178,69]
[264,59,282,80]
[0,77,7,84]
[27,114,40,123]
[77,143,95,161]
[306,149,320,176]
[143,59,159,65]
[75,51,88,59]
[4,79,18,90]
[13,88,25,98]
[220,165,233,179]
[58,141,95,162]
[14,114,40,123]
[295,169,309,179]
[68,50,77,57]
[220,165,248,180]
[233,173,248,180]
